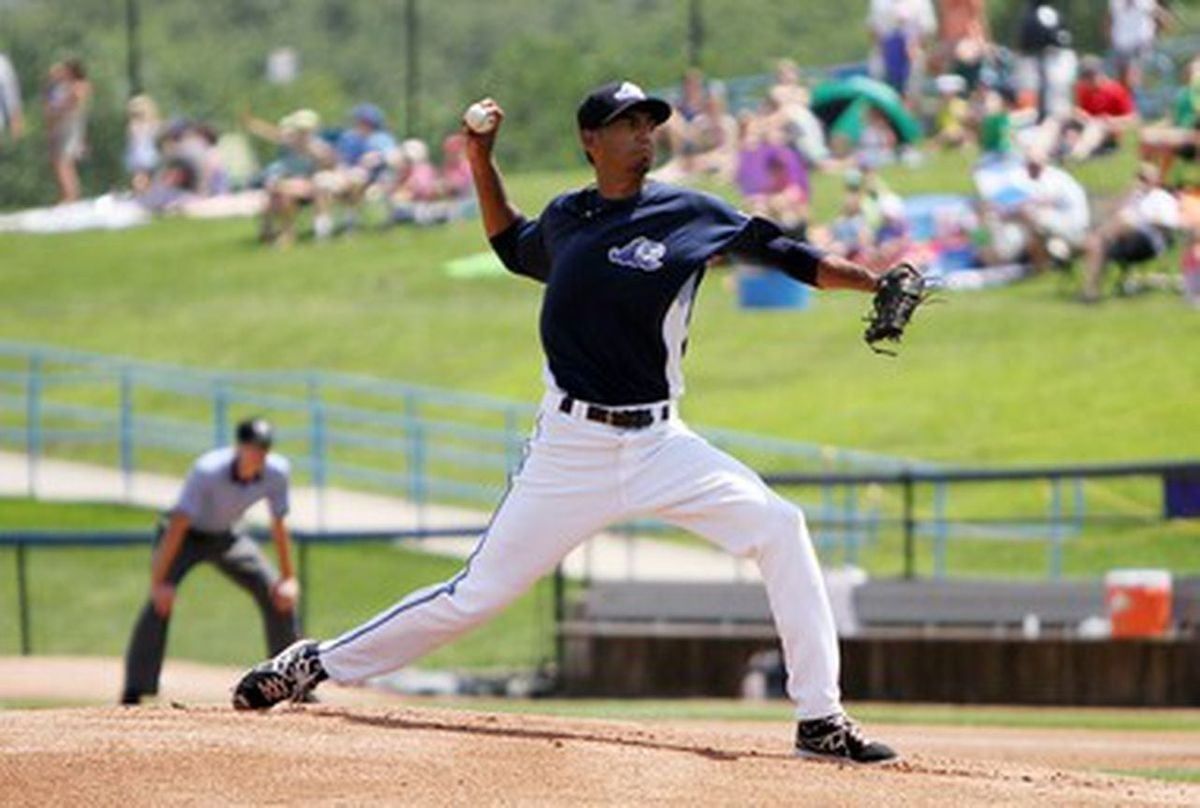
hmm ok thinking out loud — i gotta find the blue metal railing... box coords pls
[0,341,922,554]
[12,342,1177,577]
[765,461,1200,579]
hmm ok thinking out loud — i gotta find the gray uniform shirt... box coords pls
[174,447,290,533]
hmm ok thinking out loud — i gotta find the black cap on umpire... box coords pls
[576,81,672,131]
[236,416,274,449]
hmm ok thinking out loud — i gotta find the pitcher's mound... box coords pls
[2,704,1196,806]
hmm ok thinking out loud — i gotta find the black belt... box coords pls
[559,396,670,430]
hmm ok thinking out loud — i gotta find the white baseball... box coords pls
[464,102,496,134]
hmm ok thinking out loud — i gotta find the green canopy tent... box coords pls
[810,75,923,147]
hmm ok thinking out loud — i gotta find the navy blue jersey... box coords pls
[491,182,821,406]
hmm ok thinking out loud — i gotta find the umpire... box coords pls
[121,417,300,705]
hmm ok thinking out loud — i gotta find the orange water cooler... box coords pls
[1105,569,1173,638]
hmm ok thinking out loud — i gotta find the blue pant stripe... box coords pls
[322,478,518,654]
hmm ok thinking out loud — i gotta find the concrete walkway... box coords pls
[0,451,757,582]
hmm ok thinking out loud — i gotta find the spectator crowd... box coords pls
[0,52,476,247]
[649,0,1197,303]
[0,1,1197,302]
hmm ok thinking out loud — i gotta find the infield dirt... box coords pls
[1,657,1197,806]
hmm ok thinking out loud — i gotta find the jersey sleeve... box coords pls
[489,215,552,283]
[688,191,755,263]
[266,458,291,519]
[723,216,825,287]
[173,467,207,522]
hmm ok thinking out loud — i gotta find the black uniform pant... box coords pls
[122,523,298,698]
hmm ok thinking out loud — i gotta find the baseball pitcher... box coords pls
[234,81,927,764]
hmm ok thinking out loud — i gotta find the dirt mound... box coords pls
[0,655,398,708]
[2,704,1196,806]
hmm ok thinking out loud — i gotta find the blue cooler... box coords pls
[737,268,810,310]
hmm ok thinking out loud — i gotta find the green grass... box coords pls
[0,498,153,530]
[2,150,1195,462]
[5,691,1198,736]
[0,698,95,710]
[408,696,1200,732]
[0,498,555,670]
[1108,769,1200,784]
[4,690,1197,737]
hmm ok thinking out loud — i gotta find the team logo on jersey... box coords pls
[608,236,666,272]
[613,82,647,102]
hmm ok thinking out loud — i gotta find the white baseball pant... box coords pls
[319,393,842,720]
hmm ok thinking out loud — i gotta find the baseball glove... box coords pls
[863,262,929,355]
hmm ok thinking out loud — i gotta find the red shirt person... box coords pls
[1064,56,1139,160]
[1076,72,1135,118]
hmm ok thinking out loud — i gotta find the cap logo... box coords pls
[613,82,646,102]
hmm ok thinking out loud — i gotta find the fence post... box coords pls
[820,447,835,562]
[553,563,565,685]
[843,483,859,565]
[119,367,134,502]
[16,542,31,655]
[933,482,948,579]
[902,471,916,580]
[404,393,426,529]
[298,536,310,634]
[212,380,229,447]
[1071,477,1085,532]
[25,354,42,498]
[310,401,327,532]
[1049,477,1064,579]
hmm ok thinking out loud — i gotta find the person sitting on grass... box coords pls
[317,103,397,234]
[124,94,161,195]
[1046,56,1139,163]
[759,72,835,170]
[744,147,810,241]
[1139,56,1200,185]
[1004,147,1090,271]
[683,81,740,182]
[932,74,972,149]
[1080,162,1180,302]
[439,132,474,201]
[387,135,476,225]
[243,108,336,246]
[135,157,198,214]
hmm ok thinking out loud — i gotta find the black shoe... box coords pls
[232,640,328,711]
[795,713,898,765]
[120,690,142,706]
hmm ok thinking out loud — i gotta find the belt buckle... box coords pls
[603,406,651,429]
[569,397,663,430]
[584,404,609,425]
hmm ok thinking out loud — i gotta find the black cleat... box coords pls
[232,640,328,711]
[795,713,899,765]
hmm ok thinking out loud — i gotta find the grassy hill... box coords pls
[2,148,1196,465]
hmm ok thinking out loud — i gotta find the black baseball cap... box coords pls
[235,417,273,449]
[576,81,672,131]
